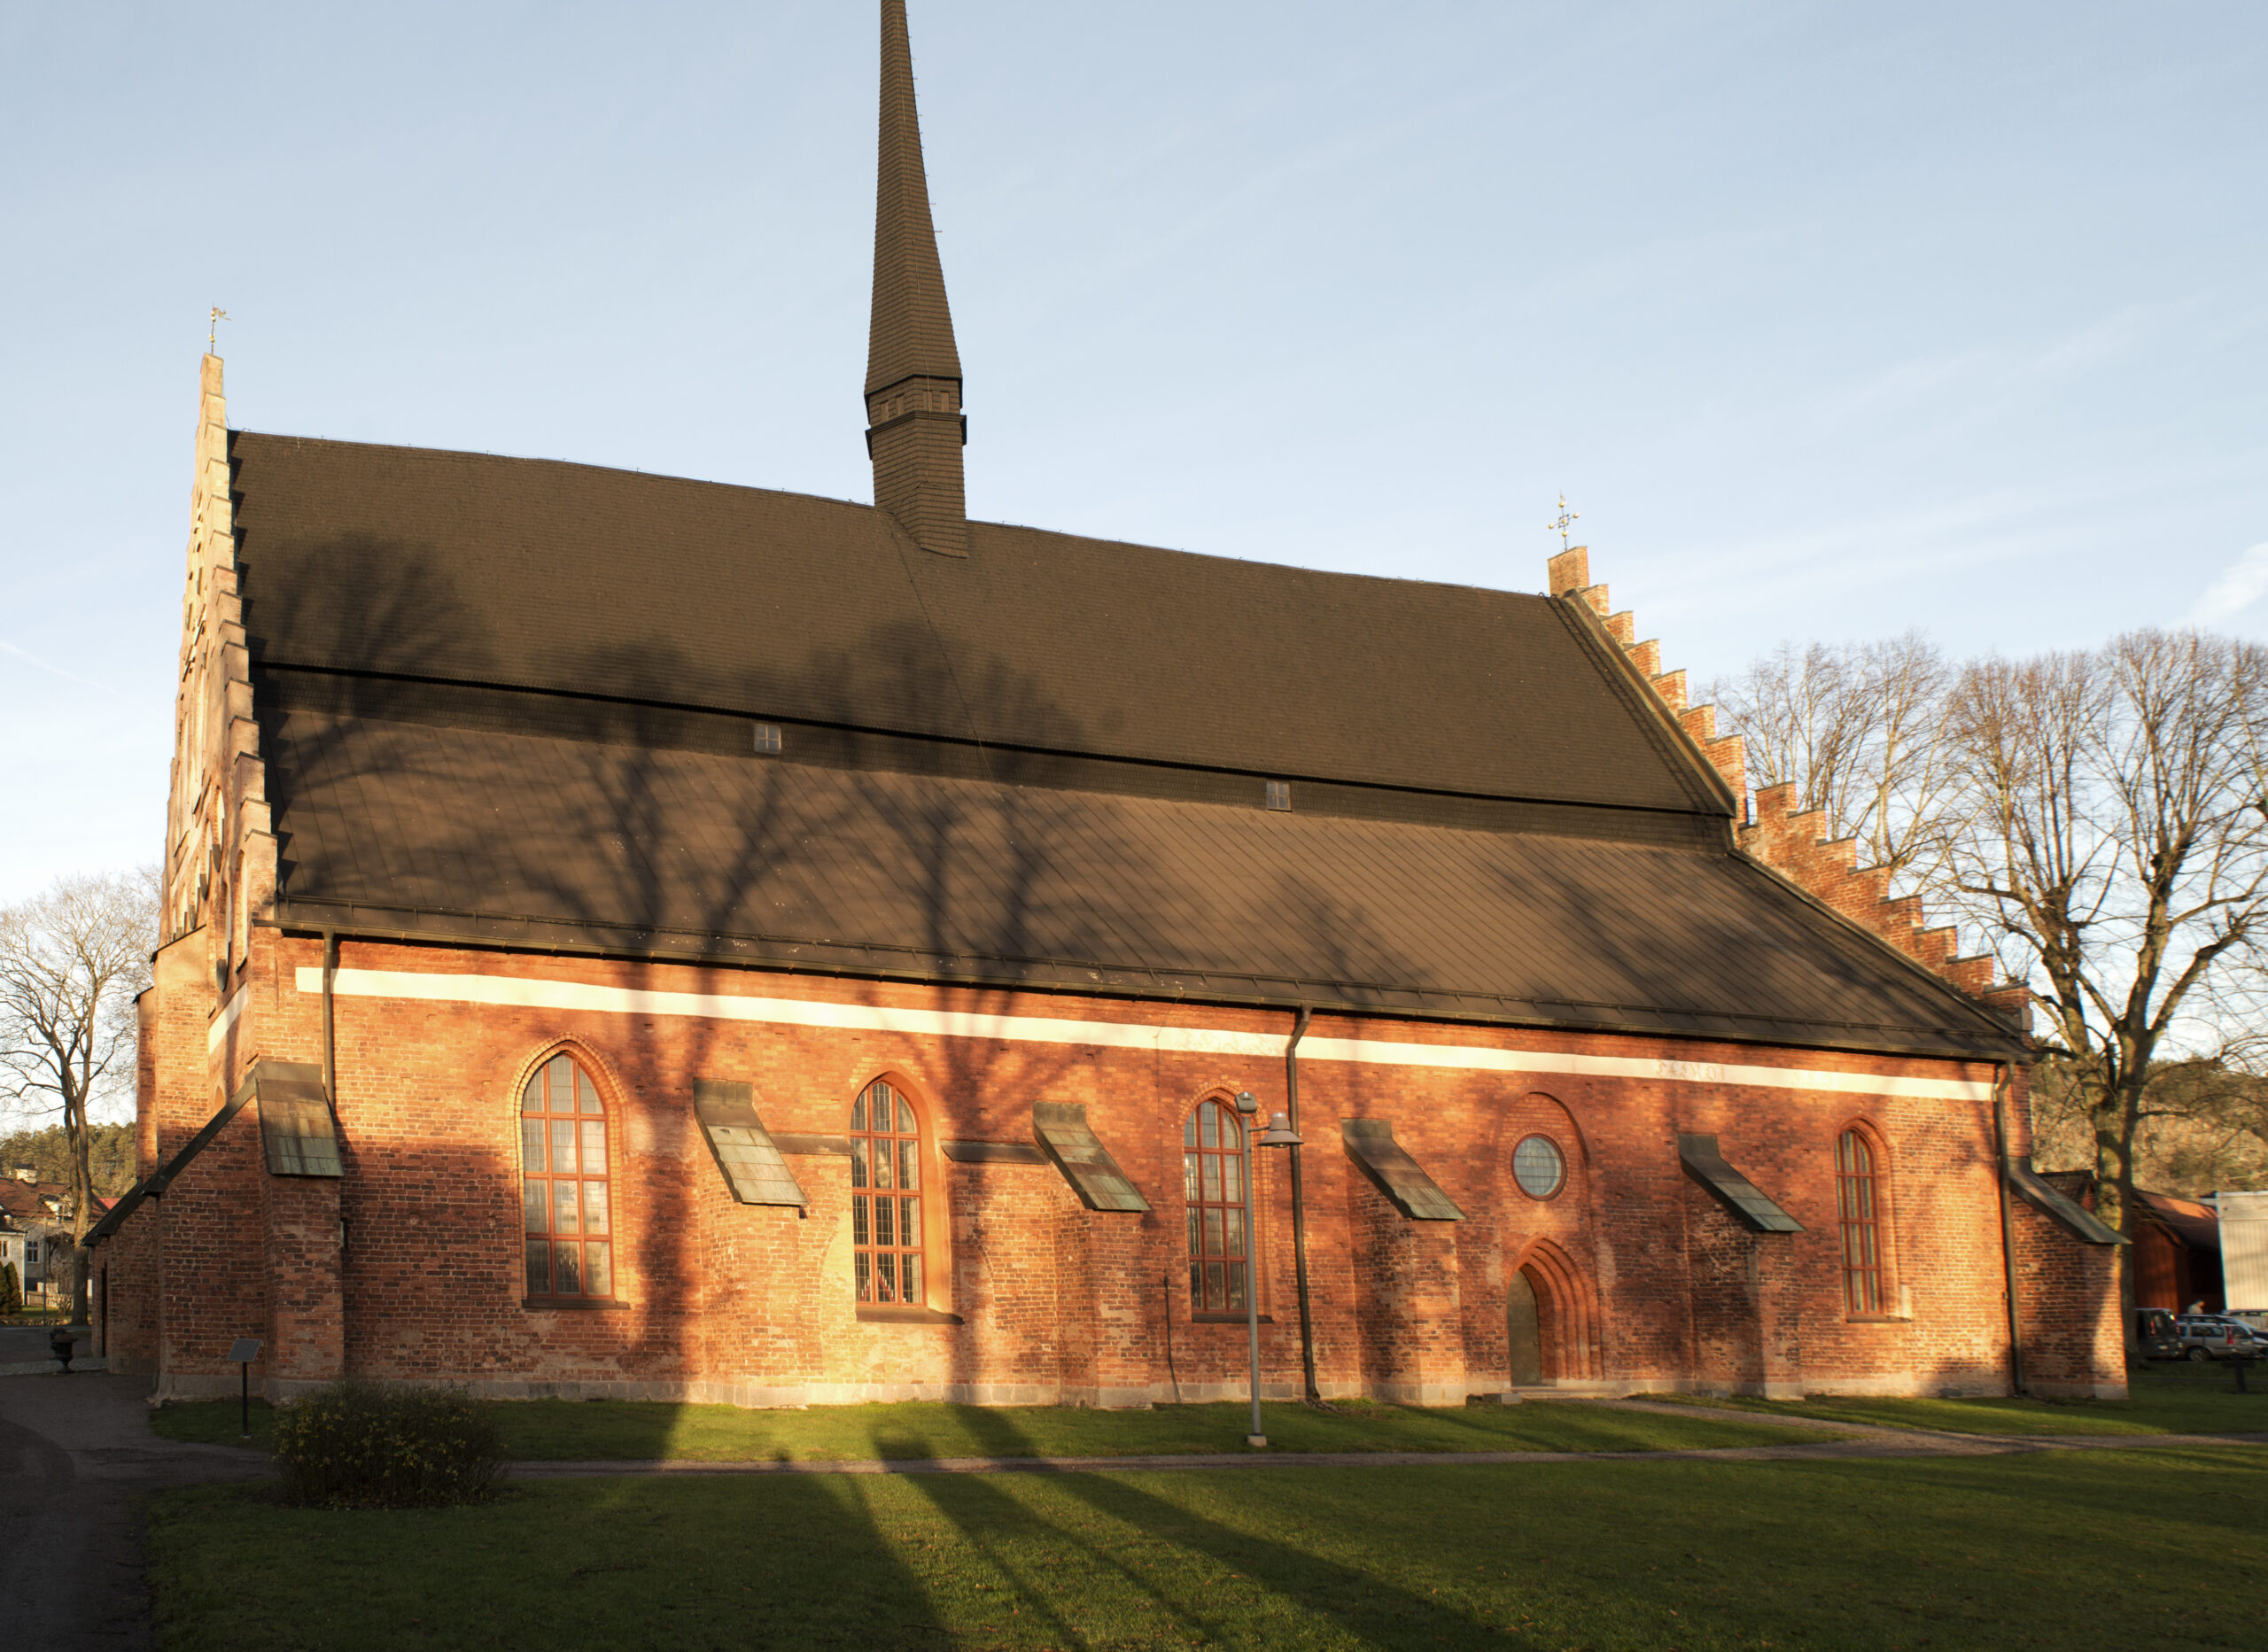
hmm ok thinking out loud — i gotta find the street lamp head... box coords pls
[1232,1090,1259,1116]
[1255,1111,1303,1149]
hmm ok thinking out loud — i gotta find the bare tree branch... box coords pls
[0,868,159,1318]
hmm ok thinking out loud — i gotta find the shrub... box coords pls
[271,1382,507,1509]
[0,1260,19,1317]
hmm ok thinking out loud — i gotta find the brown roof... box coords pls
[2136,1188,2220,1251]
[260,700,2016,1059]
[231,434,1723,815]
[0,1181,73,1223]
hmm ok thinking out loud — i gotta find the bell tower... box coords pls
[865,0,967,557]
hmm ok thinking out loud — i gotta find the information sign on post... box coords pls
[228,1338,262,1439]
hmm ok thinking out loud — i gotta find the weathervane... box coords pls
[1549,493,1580,550]
[208,307,229,352]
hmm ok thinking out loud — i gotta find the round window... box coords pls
[1512,1135,1565,1200]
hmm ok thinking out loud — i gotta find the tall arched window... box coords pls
[521,1051,613,1300]
[851,1079,924,1307]
[1184,1097,1248,1312]
[1836,1129,1883,1315]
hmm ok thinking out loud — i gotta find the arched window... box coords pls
[1183,1097,1248,1312]
[521,1051,613,1300]
[851,1079,924,1307]
[1836,1129,1883,1315]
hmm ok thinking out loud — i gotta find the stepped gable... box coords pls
[1548,544,2030,1032]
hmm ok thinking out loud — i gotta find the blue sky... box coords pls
[2,1,2262,901]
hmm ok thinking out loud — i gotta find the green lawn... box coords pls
[151,1393,1824,1460]
[150,1446,2268,1650]
[1654,1369,2268,1438]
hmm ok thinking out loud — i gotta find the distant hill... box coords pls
[0,1122,136,1198]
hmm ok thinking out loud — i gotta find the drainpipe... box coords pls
[1285,1005,1318,1402]
[1992,1063,2028,1394]
[321,930,339,1119]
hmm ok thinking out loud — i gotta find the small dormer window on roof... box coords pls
[1264,781,1291,812]
[753,722,782,755]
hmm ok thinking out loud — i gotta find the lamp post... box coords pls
[1234,1090,1305,1448]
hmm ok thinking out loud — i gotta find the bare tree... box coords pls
[1709,632,1952,880]
[0,869,158,1321]
[1936,631,2268,1261]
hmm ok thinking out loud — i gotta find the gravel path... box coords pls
[0,1372,268,1652]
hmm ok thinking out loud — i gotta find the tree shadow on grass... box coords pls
[874,1408,1525,1650]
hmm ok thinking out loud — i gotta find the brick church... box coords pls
[95,2,2126,1406]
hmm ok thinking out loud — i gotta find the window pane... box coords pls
[522,1118,545,1172]
[522,1076,543,1114]
[579,1072,602,1114]
[1183,1113,1198,1147]
[554,1240,581,1295]
[850,1141,868,1189]
[552,1120,577,1175]
[902,1197,919,1247]
[1183,1155,1200,1202]
[1186,1206,1200,1254]
[581,1120,605,1174]
[545,1055,571,1103]
[1200,1105,1218,1148]
[897,1095,915,1135]
[875,1195,895,1247]
[1205,1260,1224,1310]
[853,1195,870,1247]
[583,1182,608,1234]
[898,1140,918,1191]
[585,1242,612,1299]
[525,1239,548,1296]
[903,1253,921,1307]
[1222,1152,1242,1204]
[1189,1260,1203,1306]
[1200,1156,1220,1202]
[877,1253,897,1302]
[555,1181,580,1234]
[1226,1261,1247,1311]
[1223,1208,1244,1260]
[524,1181,547,1233]
[874,1144,894,1191]
[1204,1207,1223,1259]
[856,1253,872,1302]
[851,1090,867,1133]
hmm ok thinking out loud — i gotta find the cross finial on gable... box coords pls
[208,307,229,353]
[1549,493,1580,551]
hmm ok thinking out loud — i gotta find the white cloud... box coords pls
[2189,542,2268,626]
[0,640,117,695]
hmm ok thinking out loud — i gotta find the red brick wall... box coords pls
[102,926,2124,1404]
[2013,1203,2125,1397]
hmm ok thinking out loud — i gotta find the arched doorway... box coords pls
[1506,1268,1544,1385]
[1504,1242,1598,1385]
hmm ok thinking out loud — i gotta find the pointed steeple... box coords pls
[865,0,967,557]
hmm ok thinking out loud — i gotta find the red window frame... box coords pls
[850,1079,925,1307]
[1183,1097,1249,1313]
[521,1052,614,1300]
[1836,1129,1883,1315]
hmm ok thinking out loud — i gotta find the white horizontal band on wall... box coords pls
[291,966,1992,1103]
[206,985,247,1052]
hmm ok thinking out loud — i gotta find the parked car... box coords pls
[2134,1307,2183,1360]
[2175,1315,2263,1361]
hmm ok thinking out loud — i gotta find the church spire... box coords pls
[865,0,967,557]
